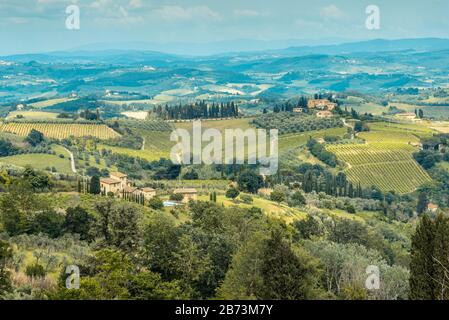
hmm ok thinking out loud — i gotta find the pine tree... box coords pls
[258,230,321,299]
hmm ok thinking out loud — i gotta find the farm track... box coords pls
[62,146,77,173]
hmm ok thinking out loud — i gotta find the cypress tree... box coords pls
[410,214,437,299]
[89,175,101,195]
[417,192,429,214]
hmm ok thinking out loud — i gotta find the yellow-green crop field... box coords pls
[0,122,120,140]
[97,143,169,161]
[6,110,59,120]
[28,97,74,108]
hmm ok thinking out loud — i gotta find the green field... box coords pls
[198,193,307,224]
[349,102,387,115]
[326,123,432,193]
[388,102,449,119]
[278,127,347,152]
[0,145,73,174]
[438,161,449,173]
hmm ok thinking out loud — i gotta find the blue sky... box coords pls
[1,0,449,55]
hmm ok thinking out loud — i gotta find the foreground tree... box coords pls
[218,230,323,300]
[410,214,449,300]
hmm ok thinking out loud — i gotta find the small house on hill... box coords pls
[141,187,157,200]
[100,171,156,200]
[258,188,273,197]
[173,188,198,203]
[308,99,337,111]
[427,203,439,213]
[396,113,417,121]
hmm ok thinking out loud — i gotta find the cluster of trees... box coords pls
[0,130,54,158]
[414,149,449,170]
[0,139,17,157]
[78,109,101,121]
[271,96,309,113]
[25,129,45,147]
[307,139,338,167]
[0,169,445,300]
[152,101,239,120]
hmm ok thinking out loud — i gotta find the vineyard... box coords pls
[327,142,431,193]
[326,124,432,193]
[0,122,121,140]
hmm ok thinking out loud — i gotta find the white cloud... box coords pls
[320,4,344,20]
[153,5,221,22]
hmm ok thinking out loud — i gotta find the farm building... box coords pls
[141,187,157,200]
[174,188,198,203]
[427,203,439,213]
[258,188,273,197]
[100,172,156,200]
[100,178,123,194]
[307,99,337,111]
[396,113,417,121]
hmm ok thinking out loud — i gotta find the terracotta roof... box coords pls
[174,188,197,194]
[110,172,128,178]
[141,187,156,193]
[100,178,121,185]
[427,203,439,210]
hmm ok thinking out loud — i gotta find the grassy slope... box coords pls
[198,193,307,224]
[0,145,72,174]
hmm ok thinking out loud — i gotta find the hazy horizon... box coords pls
[1,0,449,55]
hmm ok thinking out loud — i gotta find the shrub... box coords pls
[25,263,46,278]
[225,187,240,200]
[240,194,253,204]
[148,197,164,210]
[169,193,184,202]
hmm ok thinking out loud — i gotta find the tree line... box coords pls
[152,101,239,120]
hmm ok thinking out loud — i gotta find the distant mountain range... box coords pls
[2,37,449,103]
[3,38,449,63]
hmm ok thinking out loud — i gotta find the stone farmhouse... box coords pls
[100,172,156,200]
[308,99,337,111]
[173,188,198,203]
